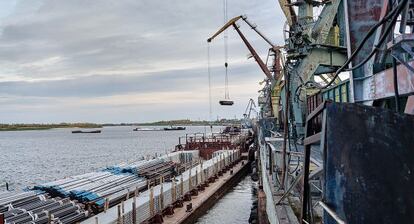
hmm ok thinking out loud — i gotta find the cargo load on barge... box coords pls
[0,131,252,224]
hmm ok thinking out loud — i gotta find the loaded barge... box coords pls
[0,131,254,224]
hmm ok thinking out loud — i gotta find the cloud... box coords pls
[0,0,285,122]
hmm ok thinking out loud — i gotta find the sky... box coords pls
[0,0,286,123]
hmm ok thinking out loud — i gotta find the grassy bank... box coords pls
[0,123,102,131]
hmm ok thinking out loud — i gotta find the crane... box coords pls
[207,15,285,120]
[242,98,257,129]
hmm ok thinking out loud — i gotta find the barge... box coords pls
[72,130,102,134]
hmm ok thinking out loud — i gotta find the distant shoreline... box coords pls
[0,123,102,132]
[0,120,241,131]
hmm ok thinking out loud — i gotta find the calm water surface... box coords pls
[0,126,221,189]
[196,176,255,224]
[0,125,253,223]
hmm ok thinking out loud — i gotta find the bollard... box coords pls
[0,213,4,224]
[95,216,99,224]
[5,183,8,191]
[186,203,193,212]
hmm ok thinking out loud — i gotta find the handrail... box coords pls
[318,201,346,224]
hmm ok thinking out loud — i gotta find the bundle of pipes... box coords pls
[33,171,146,212]
[137,161,176,185]
[0,191,88,224]
[104,158,165,175]
[80,150,241,224]
[160,150,199,164]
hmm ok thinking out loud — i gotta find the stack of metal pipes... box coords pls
[0,191,88,224]
[104,158,165,175]
[80,150,241,224]
[33,171,146,212]
[136,161,175,181]
[160,150,199,164]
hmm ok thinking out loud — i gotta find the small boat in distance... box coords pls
[163,126,186,131]
[72,130,102,134]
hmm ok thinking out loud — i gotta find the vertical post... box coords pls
[281,70,290,189]
[160,177,164,210]
[189,167,192,190]
[149,187,154,217]
[172,176,176,202]
[104,198,109,212]
[5,182,8,191]
[268,144,273,176]
[117,205,122,224]
[1,213,5,224]
[132,201,137,224]
[300,145,311,223]
[47,211,52,224]
[180,175,184,197]
[95,216,99,224]
[132,194,138,224]
[200,163,204,183]
[135,186,139,197]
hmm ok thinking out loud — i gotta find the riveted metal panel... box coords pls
[324,103,414,224]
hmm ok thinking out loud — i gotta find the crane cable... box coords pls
[223,0,230,99]
[207,43,213,120]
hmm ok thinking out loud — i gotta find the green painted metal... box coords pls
[322,80,350,103]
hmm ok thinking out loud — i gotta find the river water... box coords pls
[0,126,254,223]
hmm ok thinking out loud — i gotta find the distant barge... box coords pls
[164,126,186,131]
[72,130,102,134]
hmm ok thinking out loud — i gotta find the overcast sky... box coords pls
[0,0,285,123]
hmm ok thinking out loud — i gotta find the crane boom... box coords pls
[207,16,243,42]
[207,16,274,80]
[241,16,276,47]
[232,24,273,80]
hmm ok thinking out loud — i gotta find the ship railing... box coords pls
[301,100,331,224]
